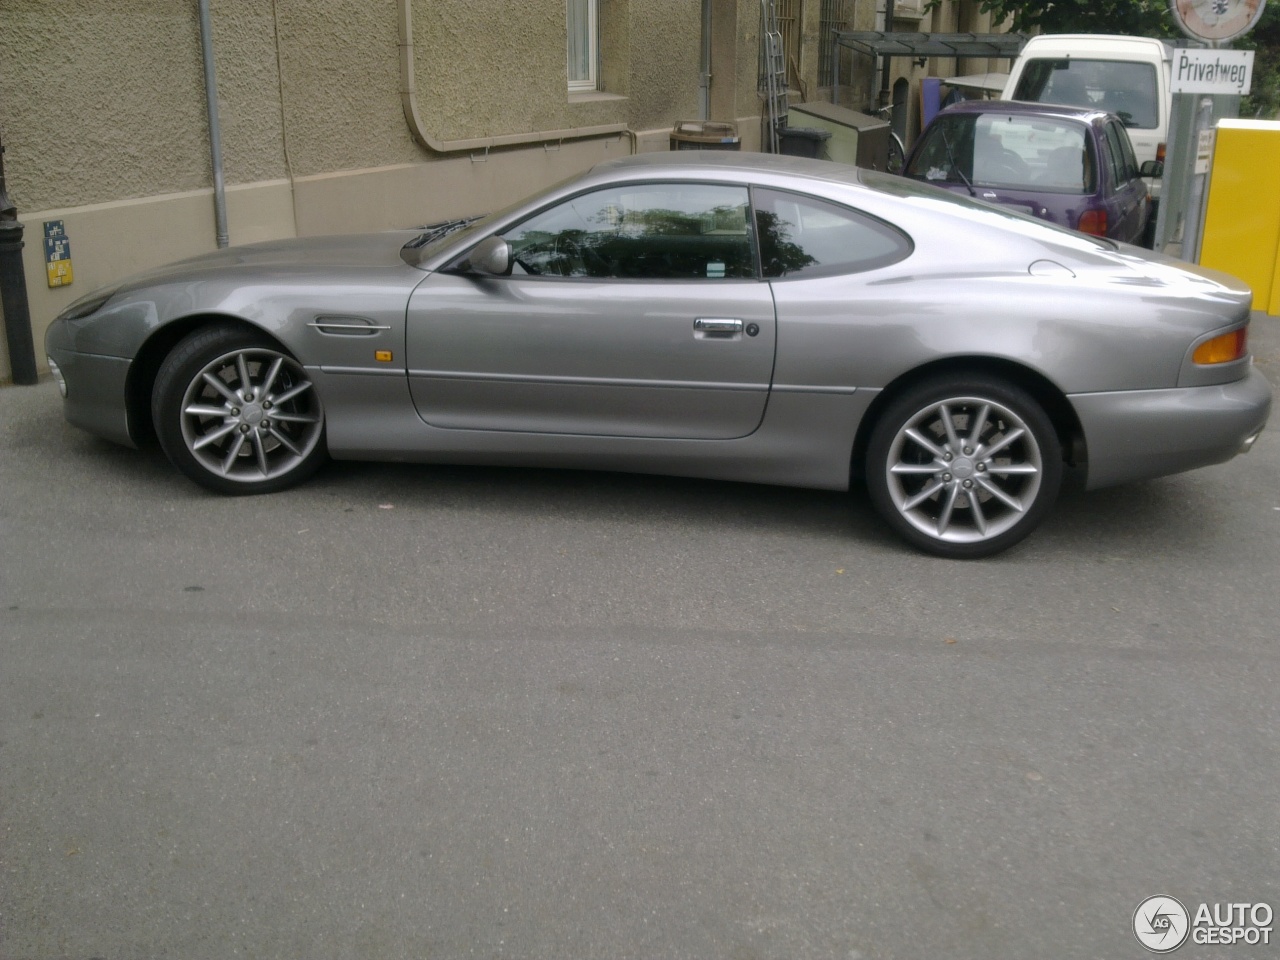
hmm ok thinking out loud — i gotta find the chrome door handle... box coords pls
[694,318,743,334]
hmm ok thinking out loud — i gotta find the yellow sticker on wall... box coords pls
[47,259,74,287]
[44,221,73,288]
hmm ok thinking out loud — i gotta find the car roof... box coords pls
[586,149,864,188]
[1017,33,1173,56]
[934,99,1111,125]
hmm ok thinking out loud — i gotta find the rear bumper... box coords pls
[1072,367,1272,490]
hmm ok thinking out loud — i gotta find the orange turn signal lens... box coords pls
[1077,209,1108,237]
[375,350,393,362]
[1193,328,1248,365]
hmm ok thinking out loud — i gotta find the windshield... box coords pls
[905,112,1096,194]
[400,171,586,268]
[1013,58,1159,129]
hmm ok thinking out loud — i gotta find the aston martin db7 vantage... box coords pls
[45,152,1270,557]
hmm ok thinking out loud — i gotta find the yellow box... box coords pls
[1200,119,1280,315]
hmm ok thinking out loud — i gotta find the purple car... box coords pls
[903,100,1151,245]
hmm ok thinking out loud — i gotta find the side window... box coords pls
[753,188,911,279]
[504,183,755,280]
[1103,122,1141,187]
[1102,123,1125,190]
[1115,123,1140,181]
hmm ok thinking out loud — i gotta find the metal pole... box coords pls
[1182,96,1215,263]
[879,0,894,107]
[0,131,38,386]
[198,0,229,249]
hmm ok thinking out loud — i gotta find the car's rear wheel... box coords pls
[152,325,326,495]
[866,376,1062,558]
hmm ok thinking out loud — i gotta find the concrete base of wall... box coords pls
[3,119,763,381]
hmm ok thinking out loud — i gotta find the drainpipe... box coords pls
[397,0,635,154]
[0,130,38,386]
[699,0,712,121]
[198,0,230,248]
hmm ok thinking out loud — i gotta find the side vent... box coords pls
[307,316,389,336]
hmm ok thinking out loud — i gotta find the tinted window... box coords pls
[753,188,909,279]
[503,183,755,280]
[1106,121,1140,182]
[906,113,1096,194]
[1013,58,1160,130]
[1103,122,1125,189]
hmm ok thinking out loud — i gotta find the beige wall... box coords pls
[0,0,984,381]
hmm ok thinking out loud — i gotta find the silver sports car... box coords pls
[46,152,1270,557]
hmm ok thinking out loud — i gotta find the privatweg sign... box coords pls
[1170,48,1256,94]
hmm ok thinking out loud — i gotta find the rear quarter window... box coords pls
[752,188,911,279]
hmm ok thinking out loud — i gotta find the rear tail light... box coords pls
[1193,328,1248,365]
[1156,142,1167,163]
[1078,208,1108,237]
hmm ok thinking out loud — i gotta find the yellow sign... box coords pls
[47,259,74,287]
[43,223,73,288]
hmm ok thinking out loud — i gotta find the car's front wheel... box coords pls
[152,325,327,495]
[866,376,1063,558]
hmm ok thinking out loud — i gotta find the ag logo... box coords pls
[1134,895,1191,953]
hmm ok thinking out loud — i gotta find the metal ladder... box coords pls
[760,0,788,153]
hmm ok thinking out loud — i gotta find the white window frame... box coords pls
[567,0,598,92]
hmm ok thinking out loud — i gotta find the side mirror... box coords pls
[1140,160,1163,179]
[463,236,513,276]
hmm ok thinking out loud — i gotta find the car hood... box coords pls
[112,230,425,296]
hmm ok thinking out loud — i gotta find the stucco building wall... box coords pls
[0,0,991,381]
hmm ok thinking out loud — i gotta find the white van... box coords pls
[1001,35,1173,170]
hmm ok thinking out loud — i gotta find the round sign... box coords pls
[1170,0,1267,43]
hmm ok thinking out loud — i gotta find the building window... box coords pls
[819,0,850,86]
[567,0,598,91]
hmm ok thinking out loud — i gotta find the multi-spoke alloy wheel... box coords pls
[867,377,1062,558]
[153,326,326,494]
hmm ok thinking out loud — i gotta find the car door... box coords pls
[404,181,776,439]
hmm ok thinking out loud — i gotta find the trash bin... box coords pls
[777,126,831,159]
[670,120,741,151]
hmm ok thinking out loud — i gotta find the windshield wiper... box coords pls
[941,129,977,197]
[404,215,484,249]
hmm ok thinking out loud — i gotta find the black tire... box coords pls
[865,375,1063,559]
[152,325,327,495]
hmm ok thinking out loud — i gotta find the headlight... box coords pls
[47,356,68,397]
[56,286,119,322]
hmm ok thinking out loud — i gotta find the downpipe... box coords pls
[198,0,230,248]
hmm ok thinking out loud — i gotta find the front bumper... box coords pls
[1071,366,1272,490]
[45,322,135,448]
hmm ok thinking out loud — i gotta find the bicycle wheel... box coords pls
[886,133,906,175]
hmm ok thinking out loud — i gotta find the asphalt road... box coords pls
[2,319,1278,960]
